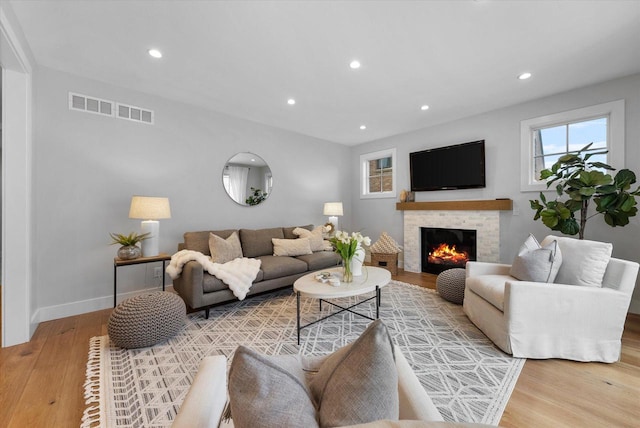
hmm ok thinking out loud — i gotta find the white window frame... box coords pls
[520,100,625,192]
[360,148,397,199]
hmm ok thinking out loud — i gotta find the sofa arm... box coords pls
[395,346,444,422]
[173,260,205,310]
[465,261,512,277]
[172,355,228,428]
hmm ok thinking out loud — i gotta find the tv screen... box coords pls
[410,140,485,191]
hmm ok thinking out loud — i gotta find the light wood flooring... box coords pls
[1,270,639,427]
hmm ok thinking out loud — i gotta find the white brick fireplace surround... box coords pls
[398,200,512,273]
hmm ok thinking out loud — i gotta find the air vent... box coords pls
[116,103,154,124]
[69,92,114,117]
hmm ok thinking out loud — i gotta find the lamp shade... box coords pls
[129,196,171,220]
[323,202,343,216]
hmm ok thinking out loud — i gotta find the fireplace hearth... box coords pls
[421,227,477,274]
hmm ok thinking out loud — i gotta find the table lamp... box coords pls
[129,196,171,257]
[323,202,343,231]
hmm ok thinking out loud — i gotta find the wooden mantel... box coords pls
[396,199,512,211]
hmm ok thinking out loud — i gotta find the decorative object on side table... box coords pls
[329,230,371,283]
[128,195,172,256]
[530,143,640,239]
[109,231,150,260]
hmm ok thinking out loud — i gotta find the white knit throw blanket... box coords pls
[166,250,261,300]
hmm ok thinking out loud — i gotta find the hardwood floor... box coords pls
[1,271,639,427]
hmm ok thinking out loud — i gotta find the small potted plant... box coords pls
[110,232,150,260]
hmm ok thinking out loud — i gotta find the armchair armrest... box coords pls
[465,261,512,277]
[172,355,228,428]
[395,346,443,422]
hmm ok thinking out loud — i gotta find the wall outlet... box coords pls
[154,267,162,278]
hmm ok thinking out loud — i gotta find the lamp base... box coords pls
[328,216,339,232]
[140,220,160,257]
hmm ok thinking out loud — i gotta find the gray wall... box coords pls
[351,73,640,312]
[32,66,349,319]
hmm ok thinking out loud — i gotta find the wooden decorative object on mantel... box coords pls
[396,199,513,211]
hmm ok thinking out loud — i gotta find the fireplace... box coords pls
[421,227,477,274]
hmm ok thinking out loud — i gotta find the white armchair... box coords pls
[463,236,638,363]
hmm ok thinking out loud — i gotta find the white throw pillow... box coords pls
[293,226,327,252]
[540,235,612,287]
[272,238,313,257]
[510,234,562,283]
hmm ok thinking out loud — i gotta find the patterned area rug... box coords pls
[82,281,524,427]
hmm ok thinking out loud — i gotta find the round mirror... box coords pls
[223,152,273,206]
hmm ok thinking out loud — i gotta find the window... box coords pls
[360,148,397,199]
[520,100,624,192]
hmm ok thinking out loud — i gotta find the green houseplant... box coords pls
[110,232,150,260]
[530,144,640,239]
[245,187,268,206]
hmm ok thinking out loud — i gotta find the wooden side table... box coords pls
[113,253,172,307]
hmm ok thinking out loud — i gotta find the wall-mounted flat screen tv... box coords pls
[410,140,485,191]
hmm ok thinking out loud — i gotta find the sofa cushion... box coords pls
[510,234,562,283]
[283,224,313,240]
[296,251,342,271]
[228,346,319,428]
[540,235,612,287]
[257,255,308,280]
[272,238,313,257]
[465,274,515,311]
[293,226,332,252]
[209,231,243,264]
[240,228,285,258]
[184,229,237,255]
[309,319,399,427]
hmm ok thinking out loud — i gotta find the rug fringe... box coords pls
[81,336,107,428]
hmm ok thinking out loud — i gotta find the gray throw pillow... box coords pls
[510,234,562,282]
[309,320,399,427]
[209,231,243,264]
[228,346,319,428]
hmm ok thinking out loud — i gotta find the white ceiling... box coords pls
[8,0,640,145]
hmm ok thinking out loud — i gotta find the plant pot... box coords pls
[117,245,141,260]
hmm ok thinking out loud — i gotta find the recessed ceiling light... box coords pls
[148,49,162,59]
[251,158,256,162]
[518,72,532,80]
[287,98,296,105]
[350,60,361,69]
[420,105,430,111]
[360,125,367,130]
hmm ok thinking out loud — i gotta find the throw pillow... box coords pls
[509,234,562,282]
[209,231,243,264]
[272,238,313,257]
[309,319,399,427]
[293,226,327,252]
[228,346,319,428]
[540,235,613,287]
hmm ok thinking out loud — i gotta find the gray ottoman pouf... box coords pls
[436,268,466,304]
[108,292,186,349]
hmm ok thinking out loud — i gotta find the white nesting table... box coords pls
[293,266,392,345]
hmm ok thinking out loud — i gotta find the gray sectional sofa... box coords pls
[172,225,341,317]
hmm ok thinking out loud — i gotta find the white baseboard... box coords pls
[31,285,175,324]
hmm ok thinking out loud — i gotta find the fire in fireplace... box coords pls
[421,227,477,274]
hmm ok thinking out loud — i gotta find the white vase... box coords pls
[351,243,365,276]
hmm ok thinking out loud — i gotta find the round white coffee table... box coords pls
[293,266,392,344]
